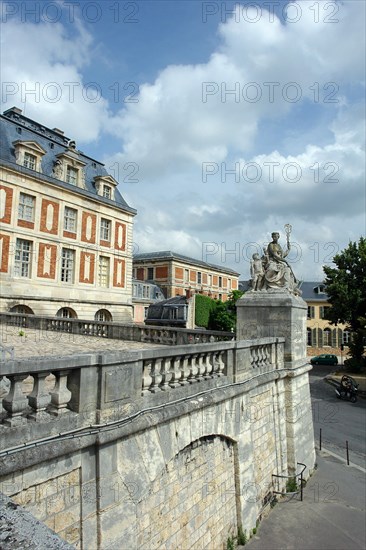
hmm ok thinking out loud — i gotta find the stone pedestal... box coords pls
[236,289,316,477]
[236,289,307,368]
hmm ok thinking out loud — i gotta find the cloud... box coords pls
[0,8,109,142]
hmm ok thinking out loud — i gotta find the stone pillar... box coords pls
[236,289,316,478]
[236,289,307,369]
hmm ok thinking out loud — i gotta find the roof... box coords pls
[0,107,136,216]
[239,280,330,302]
[134,251,240,276]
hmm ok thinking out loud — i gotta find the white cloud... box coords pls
[1,11,109,142]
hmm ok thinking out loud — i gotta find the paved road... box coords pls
[242,451,366,550]
[309,364,366,469]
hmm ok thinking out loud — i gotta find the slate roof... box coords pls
[0,107,136,215]
[239,280,330,302]
[134,251,240,276]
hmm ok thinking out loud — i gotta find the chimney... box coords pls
[53,128,64,136]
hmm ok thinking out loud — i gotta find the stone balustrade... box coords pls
[0,337,284,438]
[0,312,233,346]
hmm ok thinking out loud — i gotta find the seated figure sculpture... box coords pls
[250,232,300,295]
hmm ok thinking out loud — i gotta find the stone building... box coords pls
[132,279,165,323]
[133,251,240,301]
[0,107,136,322]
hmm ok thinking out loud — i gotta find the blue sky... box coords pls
[1,0,365,281]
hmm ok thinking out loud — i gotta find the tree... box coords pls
[323,237,366,365]
[208,290,244,332]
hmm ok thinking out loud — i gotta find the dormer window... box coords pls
[94,175,118,201]
[66,165,78,185]
[13,140,46,173]
[23,152,36,170]
[103,185,112,199]
[54,150,86,188]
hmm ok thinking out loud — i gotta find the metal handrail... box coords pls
[272,462,307,501]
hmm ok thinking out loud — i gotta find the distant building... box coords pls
[133,251,240,301]
[132,279,165,324]
[0,107,136,322]
[145,295,192,328]
[239,280,349,350]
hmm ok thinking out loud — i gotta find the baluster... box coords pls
[169,357,182,388]
[2,374,29,426]
[217,351,226,376]
[186,355,198,384]
[196,354,205,381]
[27,372,52,421]
[150,359,163,393]
[142,361,153,395]
[47,370,72,416]
[204,354,214,379]
[160,358,172,390]
[180,356,189,386]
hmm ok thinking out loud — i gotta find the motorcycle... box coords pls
[334,375,359,403]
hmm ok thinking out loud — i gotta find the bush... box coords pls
[344,356,366,373]
[195,294,215,328]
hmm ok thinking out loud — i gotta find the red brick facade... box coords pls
[0,185,13,224]
[114,222,126,251]
[113,258,126,287]
[0,233,10,273]
[37,243,57,279]
[79,251,95,284]
[81,212,97,244]
[40,199,59,235]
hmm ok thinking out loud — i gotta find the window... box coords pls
[343,331,351,344]
[100,218,111,241]
[228,279,232,290]
[61,248,75,283]
[184,269,189,283]
[208,274,212,286]
[147,267,154,280]
[95,309,112,322]
[98,256,110,287]
[14,239,32,277]
[23,152,36,170]
[18,193,35,222]
[66,165,78,185]
[307,306,315,319]
[103,185,111,199]
[143,285,149,298]
[57,307,76,318]
[307,328,312,346]
[323,328,331,346]
[319,306,330,319]
[197,272,202,284]
[64,207,77,233]
[219,276,222,288]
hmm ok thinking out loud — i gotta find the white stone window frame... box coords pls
[13,140,46,173]
[64,206,77,233]
[14,238,32,278]
[98,256,110,287]
[61,248,75,283]
[55,152,86,189]
[94,175,117,201]
[18,192,35,222]
[100,218,111,242]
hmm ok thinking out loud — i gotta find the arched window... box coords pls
[307,328,312,346]
[94,309,112,322]
[56,307,77,319]
[9,305,34,314]
[323,327,331,346]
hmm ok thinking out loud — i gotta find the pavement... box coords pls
[239,449,366,550]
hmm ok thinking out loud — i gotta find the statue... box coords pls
[250,225,301,295]
[250,253,264,290]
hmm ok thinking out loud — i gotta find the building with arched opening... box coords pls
[0,107,136,322]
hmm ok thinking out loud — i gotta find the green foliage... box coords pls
[209,300,236,332]
[195,290,244,332]
[227,536,235,550]
[286,477,298,492]
[18,330,25,337]
[252,528,257,535]
[237,526,247,545]
[323,237,366,362]
[194,294,215,328]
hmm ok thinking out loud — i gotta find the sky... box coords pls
[1,0,365,282]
